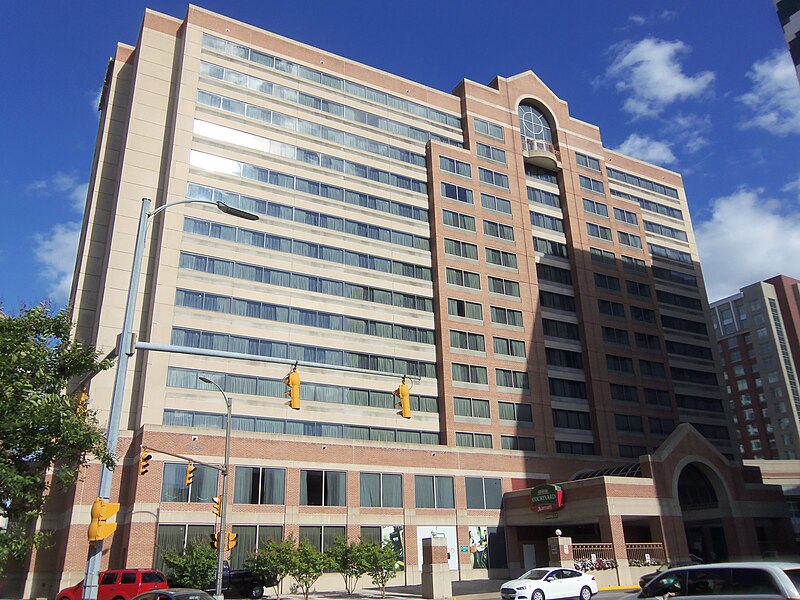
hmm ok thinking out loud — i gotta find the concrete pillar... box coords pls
[547,536,573,567]
[421,536,451,600]
[599,515,628,567]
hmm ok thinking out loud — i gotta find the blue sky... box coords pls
[1,1,799,309]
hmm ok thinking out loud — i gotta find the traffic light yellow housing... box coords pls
[393,376,411,419]
[226,532,238,550]
[139,449,152,476]
[284,364,300,410]
[87,497,120,542]
[212,496,222,517]
[185,462,196,486]
[210,532,220,549]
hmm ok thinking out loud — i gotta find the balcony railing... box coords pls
[520,136,561,170]
[626,542,665,566]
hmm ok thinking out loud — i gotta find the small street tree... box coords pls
[330,538,371,595]
[288,540,330,600]
[0,304,114,573]
[160,538,217,589]
[245,536,296,599]
[364,541,402,598]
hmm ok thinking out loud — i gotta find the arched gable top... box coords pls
[517,100,557,144]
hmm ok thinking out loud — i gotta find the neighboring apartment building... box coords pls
[14,6,796,597]
[775,0,800,83]
[711,275,800,460]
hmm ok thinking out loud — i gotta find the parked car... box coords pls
[203,562,276,599]
[639,555,704,588]
[637,562,800,599]
[57,569,168,600]
[501,567,599,600]
[131,589,213,600]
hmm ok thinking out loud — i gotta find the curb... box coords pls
[599,585,640,591]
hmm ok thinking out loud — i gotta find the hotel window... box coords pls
[300,470,346,506]
[299,526,346,554]
[615,413,644,432]
[528,187,561,208]
[631,306,656,324]
[552,409,592,430]
[613,207,639,225]
[448,298,483,320]
[534,237,569,259]
[233,467,285,505]
[444,238,479,260]
[598,299,625,318]
[583,198,609,217]
[486,248,518,269]
[590,247,616,265]
[456,432,493,448]
[549,378,587,399]
[644,388,670,406]
[479,167,510,189]
[611,383,638,403]
[579,175,605,195]
[483,220,515,241]
[493,337,526,358]
[452,363,489,385]
[491,306,523,327]
[477,142,507,164]
[466,477,503,509]
[530,211,564,233]
[587,222,612,241]
[644,220,687,241]
[543,318,580,340]
[636,333,661,351]
[595,273,620,292]
[649,417,675,435]
[576,152,601,171]
[474,117,505,141]
[162,463,218,503]
[446,267,481,290]
[501,436,536,451]
[442,209,476,232]
[415,475,455,508]
[649,243,692,264]
[450,330,486,352]
[441,182,474,204]
[626,280,651,298]
[440,156,472,178]
[639,360,666,379]
[454,396,490,418]
[541,290,576,312]
[498,402,533,422]
[481,193,512,215]
[618,231,643,249]
[518,103,553,144]
[360,473,402,508]
[488,276,520,298]
[602,327,629,346]
[556,441,595,455]
[606,354,635,374]
[537,264,572,286]
[496,369,529,389]
[622,255,647,273]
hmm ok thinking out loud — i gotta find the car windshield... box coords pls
[520,569,551,581]
[174,593,215,600]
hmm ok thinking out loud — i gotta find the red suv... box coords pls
[57,569,168,600]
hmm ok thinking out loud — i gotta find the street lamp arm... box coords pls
[149,198,259,221]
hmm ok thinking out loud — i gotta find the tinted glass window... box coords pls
[785,569,800,593]
[100,573,118,585]
[687,569,729,595]
[120,572,136,584]
[728,568,780,594]
[141,572,166,584]
[644,572,682,597]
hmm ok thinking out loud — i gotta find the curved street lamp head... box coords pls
[216,201,259,221]
[199,376,214,384]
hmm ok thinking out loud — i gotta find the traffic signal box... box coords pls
[210,532,220,549]
[393,376,411,419]
[284,364,300,410]
[139,449,152,476]
[87,497,120,542]
[185,462,196,486]
[227,532,238,550]
[212,496,222,517]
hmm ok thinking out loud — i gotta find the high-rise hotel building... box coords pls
[18,6,796,597]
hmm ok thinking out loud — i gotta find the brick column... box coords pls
[599,515,628,566]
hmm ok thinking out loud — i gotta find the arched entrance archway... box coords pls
[676,462,730,562]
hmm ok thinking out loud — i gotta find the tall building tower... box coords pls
[775,0,800,83]
[711,275,800,459]
[18,6,794,597]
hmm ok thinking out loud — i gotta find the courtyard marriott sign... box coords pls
[530,484,564,513]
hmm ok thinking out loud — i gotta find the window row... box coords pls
[168,367,438,413]
[171,327,437,378]
[534,237,569,259]
[644,220,688,241]
[477,142,507,164]
[189,151,428,222]
[203,34,461,128]
[445,268,521,297]
[474,117,505,140]
[452,364,529,389]
[198,90,427,168]
[575,152,601,171]
[579,175,605,195]
[199,57,460,144]
[195,119,428,194]
[176,289,434,345]
[440,155,472,178]
[479,167,510,189]
[531,211,564,233]
[184,216,432,282]
[528,187,561,208]
[649,243,692,265]
[481,193,513,215]
[179,252,433,313]
[609,188,683,221]
[164,409,439,445]
[607,167,679,199]
[441,181,473,204]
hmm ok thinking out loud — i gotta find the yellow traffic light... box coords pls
[77,387,89,413]
[210,532,220,549]
[283,363,300,410]
[139,449,152,476]
[87,497,120,542]
[185,462,196,486]
[226,532,238,550]
[212,496,222,517]
[393,375,411,419]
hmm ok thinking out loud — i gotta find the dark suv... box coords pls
[57,569,168,600]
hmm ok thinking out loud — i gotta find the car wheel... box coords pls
[579,586,592,600]
[532,590,545,600]
[247,585,264,599]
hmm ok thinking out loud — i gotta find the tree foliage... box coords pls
[0,304,114,569]
[245,536,296,598]
[160,538,217,589]
[330,538,371,595]
[364,541,402,598]
[289,540,330,600]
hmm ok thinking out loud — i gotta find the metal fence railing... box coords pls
[626,542,666,566]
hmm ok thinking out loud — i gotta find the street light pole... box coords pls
[200,377,232,600]
[81,197,257,600]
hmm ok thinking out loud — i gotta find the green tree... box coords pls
[160,538,217,589]
[330,538,371,595]
[289,540,330,600]
[364,541,402,598]
[0,304,114,571]
[245,536,296,599]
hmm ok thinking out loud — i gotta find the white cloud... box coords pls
[606,38,715,118]
[33,222,82,305]
[782,174,800,196]
[628,15,646,25]
[695,188,800,300]
[613,133,677,166]
[738,50,800,135]
[26,171,88,212]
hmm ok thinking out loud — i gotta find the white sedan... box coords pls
[501,567,598,600]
